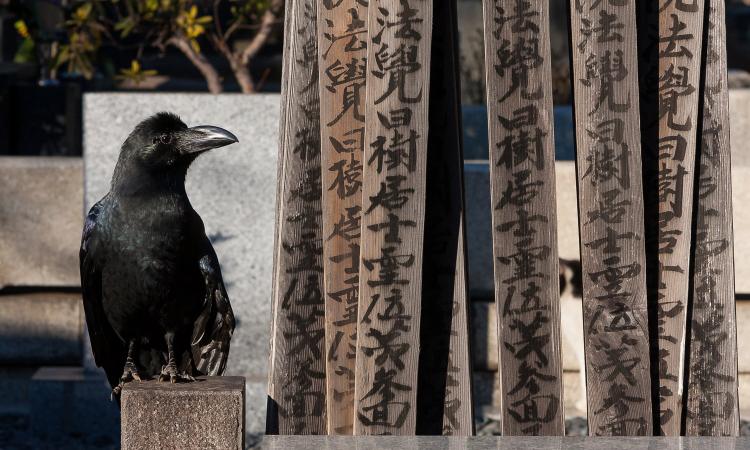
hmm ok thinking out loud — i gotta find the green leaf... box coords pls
[13,38,36,64]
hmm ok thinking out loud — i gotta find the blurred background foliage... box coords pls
[4,0,283,93]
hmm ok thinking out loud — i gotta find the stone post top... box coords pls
[121,376,245,450]
[122,376,245,394]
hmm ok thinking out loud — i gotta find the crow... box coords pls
[80,112,237,399]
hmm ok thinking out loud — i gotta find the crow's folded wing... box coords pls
[80,201,125,388]
[191,240,236,375]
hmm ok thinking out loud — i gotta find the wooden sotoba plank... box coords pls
[685,0,739,436]
[267,0,328,435]
[316,0,368,435]
[482,0,564,436]
[353,0,433,435]
[415,0,473,436]
[568,0,653,436]
[652,0,705,435]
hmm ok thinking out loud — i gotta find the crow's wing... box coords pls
[191,238,235,375]
[80,201,125,389]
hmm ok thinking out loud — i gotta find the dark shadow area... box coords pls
[416,0,472,435]
[265,395,279,435]
[635,0,662,435]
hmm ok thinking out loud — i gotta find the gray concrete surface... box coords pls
[0,292,82,364]
[121,377,244,450]
[0,157,83,288]
[83,93,279,434]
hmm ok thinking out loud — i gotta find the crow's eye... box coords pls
[153,134,172,145]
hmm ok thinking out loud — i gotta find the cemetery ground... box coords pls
[2,90,750,446]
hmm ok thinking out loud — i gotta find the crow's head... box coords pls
[119,112,238,170]
[112,112,238,192]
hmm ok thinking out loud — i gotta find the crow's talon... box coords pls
[158,363,193,383]
[111,383,123,400]
[121,361,141,383]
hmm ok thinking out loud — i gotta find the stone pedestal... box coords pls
[121,376,245,450]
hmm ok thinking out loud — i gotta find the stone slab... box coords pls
[0,157,83,288]
[30,366,120,447]
[461,106,575,161]
[463,162,493,298]
[464,161,578,297]
[730,89,750,168]
[737,302,750,372]
[256,436,750,449]
[467,159,750,294]
[731,166,750,294]
[83,93,279,433]
[121,376,244,450]
[465,89,750,293]
[0,292,82,364]
[471,300,581,372]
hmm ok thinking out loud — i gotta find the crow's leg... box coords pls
[112,339,141,397]
[158,332,195,383]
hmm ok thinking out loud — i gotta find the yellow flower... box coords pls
[74,3,92,22]
[116,59,158,85]
[177,4,211,42]
[14,20,30,39]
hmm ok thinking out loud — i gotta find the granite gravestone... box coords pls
[83,93,279,435]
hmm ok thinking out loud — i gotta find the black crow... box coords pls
[80,112,237,398]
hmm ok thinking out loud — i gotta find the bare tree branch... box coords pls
[167,36,223,94]
[240,0,284,66]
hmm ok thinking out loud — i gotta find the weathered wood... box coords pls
[353,0,433,435]
[652,0,706,435]
[316,0,368,435]
[415,0,473,435]
[685,0,739,436]
[483,0,564,436]
[267,0,327,434]
[567,0,653,436]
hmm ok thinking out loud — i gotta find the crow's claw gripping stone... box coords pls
[111,360,141,399]
[111,384,122,400]
[121,361,141,383]
[158,363,195,383]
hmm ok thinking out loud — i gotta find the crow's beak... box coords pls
[180,125,239,154]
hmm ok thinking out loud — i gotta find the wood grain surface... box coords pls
[268,0,328,434]
[353,0,433,435]
[316,0,369,435]
[568,0,653,436]
[483,0,564,436]
[685,0,739,436]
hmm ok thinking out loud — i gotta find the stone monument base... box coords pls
[121,376,245,450]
